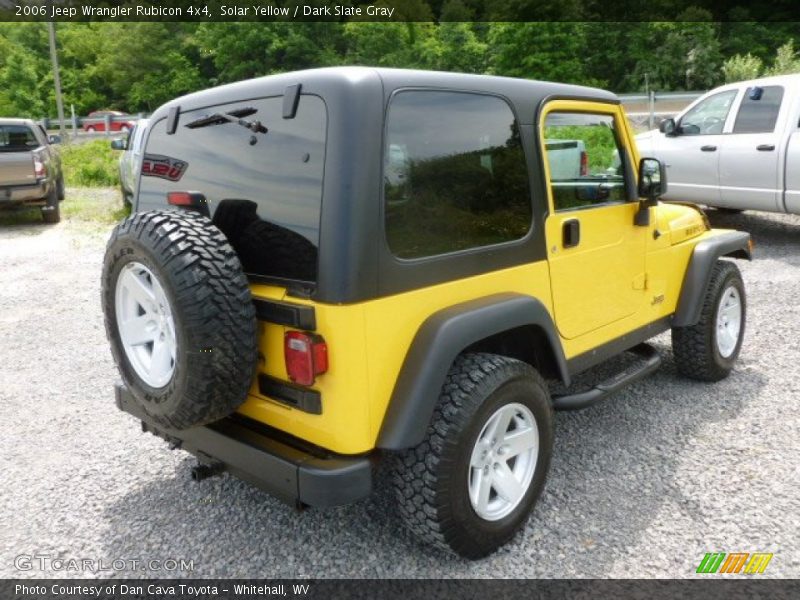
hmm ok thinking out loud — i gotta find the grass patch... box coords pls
[59,139,121,187]
[0,188,129,229]
[61,188,129,225]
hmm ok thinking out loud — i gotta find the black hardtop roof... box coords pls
[153,66,619,125]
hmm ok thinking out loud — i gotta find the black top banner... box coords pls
[2,0,800,22]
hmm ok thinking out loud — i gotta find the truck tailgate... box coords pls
[0,152,36,187]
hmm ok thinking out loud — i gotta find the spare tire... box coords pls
[102,210,258,430]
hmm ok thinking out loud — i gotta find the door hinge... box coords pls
[632,273,648,290]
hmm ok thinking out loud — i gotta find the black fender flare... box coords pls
[672,231,751,327]
[376,293,567,450]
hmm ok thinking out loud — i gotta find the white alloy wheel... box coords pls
[468,402,539,521]
[716,285,742,358]
[114,261,177,388]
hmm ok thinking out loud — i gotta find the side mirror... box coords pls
[110,138,127,151]
[48,134,61,144]
[658,117,677,137]
[635,157,668,226]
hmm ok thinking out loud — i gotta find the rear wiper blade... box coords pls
[185,107,268,134]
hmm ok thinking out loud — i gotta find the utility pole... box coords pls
[47,22,66,138]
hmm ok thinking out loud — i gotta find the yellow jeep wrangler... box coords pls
[101,67,751,559]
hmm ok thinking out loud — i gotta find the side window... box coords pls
[383,91,531,259]
[732,86,784,134]
[543,111,628,212]
[679,90,737,135]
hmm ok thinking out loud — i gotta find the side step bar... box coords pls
[552,343,662,411]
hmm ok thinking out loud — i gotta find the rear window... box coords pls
[138,95,326,283]
[0,125,38,152]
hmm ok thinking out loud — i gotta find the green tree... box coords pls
[195,23,343,85]
[633,13,723,91]
[487,23,592,85]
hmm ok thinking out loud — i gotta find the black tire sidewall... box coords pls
[440,367,553,556]
[103,238,190,420]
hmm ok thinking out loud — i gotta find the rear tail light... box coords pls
[167,191,209,216]
[579,151,588,176]
[167,191,205,207]
[33,157,46,179]
[284,331,328,386]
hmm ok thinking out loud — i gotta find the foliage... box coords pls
[723,53,763,83]
[0,17,799,120]
[59,139,120,187]
[764,40,800,76]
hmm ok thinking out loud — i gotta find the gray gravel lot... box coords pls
[1,192,798,578]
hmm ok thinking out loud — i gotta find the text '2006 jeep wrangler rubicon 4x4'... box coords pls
[101,67,751,559]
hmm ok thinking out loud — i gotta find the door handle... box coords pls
[700,145,717,152]
[756,144,775,151]
[562,219,580,249]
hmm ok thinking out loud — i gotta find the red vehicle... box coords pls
[82,110,136,133]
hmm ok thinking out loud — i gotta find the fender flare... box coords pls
[376,293,567,450]
[672,231,751,327]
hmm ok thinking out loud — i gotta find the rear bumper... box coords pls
[0,182,48,205]
[114,383,374,508]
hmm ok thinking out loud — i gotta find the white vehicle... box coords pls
[636,74,800,214]
[111,118,149,208]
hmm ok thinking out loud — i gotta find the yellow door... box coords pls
[541,101,647,341]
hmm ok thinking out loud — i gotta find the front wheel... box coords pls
[672,260,746,381]
[392,353,553,559]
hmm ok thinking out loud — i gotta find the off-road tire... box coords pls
[392,353,553,559]
[672,260,745,382]
[41,186,60,223]
[102,210,258,429]
[56,175,65,201]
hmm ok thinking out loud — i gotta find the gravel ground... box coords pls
[1,192,798,579]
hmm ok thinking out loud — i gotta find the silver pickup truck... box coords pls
[636,74,800,215]
[0,118,64,223]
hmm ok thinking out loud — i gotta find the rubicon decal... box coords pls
[142,154,187,181]
[696,552,773,574]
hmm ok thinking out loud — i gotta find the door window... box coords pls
[732,86,784,134]
[679,90,737,135]
[543,112,629,211]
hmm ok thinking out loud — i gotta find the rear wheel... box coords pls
[672,260,745,381]
[41,186,60,223]
[102,210,258,429]
[393,353,553,559]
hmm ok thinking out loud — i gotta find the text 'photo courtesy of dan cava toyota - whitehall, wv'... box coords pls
[0,4,799,596]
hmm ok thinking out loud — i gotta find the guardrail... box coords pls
[37,90,704,139]
[619,91,704,130]
[41,113,148,139]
